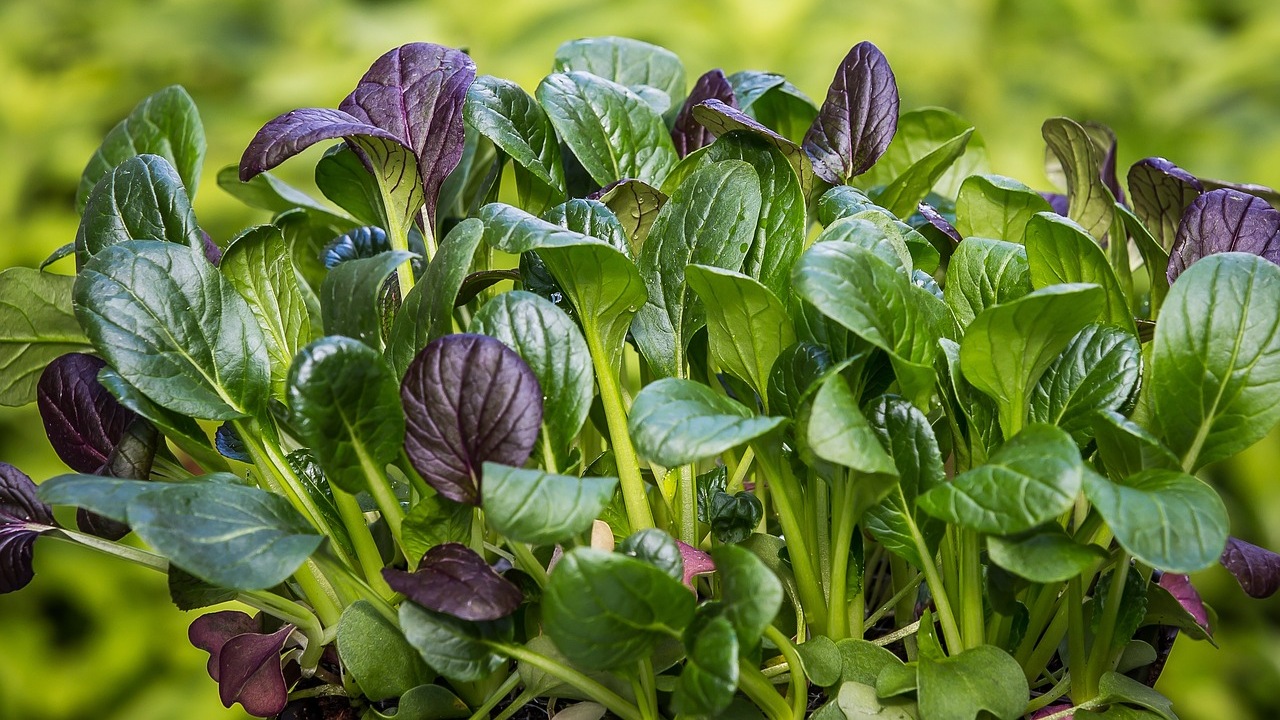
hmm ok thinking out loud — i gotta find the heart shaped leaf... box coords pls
[803,42,899,183]
[629,378,785,468]
[401,334,543,505]
[217,623,294,717]
[384,543,521,621]
[188,610,261,682]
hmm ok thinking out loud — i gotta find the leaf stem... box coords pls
[827,473,859,641]
[330,487,394,598]
[866,571,922,629]
[1085,554,1130,692]
[466,671,522,720]
[958,528,986,649]
[634,658,660,720]
[753,442,828,633]
[764,625,808,720]
[737,660,793,720]
[240,589,327,671]
[49,528,168,571]
[356,446,405,550]
[507,541,548,588]
[585,329,655,532]
[899,488,964,655]
[1067,577,1089,702]
[495,643,643,720]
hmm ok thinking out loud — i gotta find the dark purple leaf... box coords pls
[339,43,476,229]
[383,542,522,621]
[692,99,814,195]
[37,353,139,473]
[188,610,262,681]
[400,334,543,505]
[1220,535,1280,599]
[1031,705,1072,719]
[1127,157,1203,251]
[802,41,899,184]
[1041,191,1070,216]
[1167,188,1280,282]
[77,417,159,540]
[671,69,736,158]
[238,108,408,181]
[201,229,223,265]
[1201,177,1280,208]
[1158,573,1209,631]
[218,623,295,717]
[678,540,715,590]
[0,462,55,593]
[1084,121,1125,206]
[918,202,961,246]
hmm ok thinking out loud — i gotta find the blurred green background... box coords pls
[1,0,1279,717]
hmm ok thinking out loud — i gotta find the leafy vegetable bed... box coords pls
[2,34,1278,720]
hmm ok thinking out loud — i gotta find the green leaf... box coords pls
[860,107,988,199]
[1042,117,1117,242]
[402,493,472,567]
[215,165,349,222]
[917,644,1029,720]
[537,71,677,188]
[543,547,694,670]
[793,241,952,405]
[77,154,203,267]
[554,37,686,112]
[918,424,1082,535]
[479,203,645,376]
[77,86,204,213]
[632,160,761,378]
[794,635,842,687]
[713,544,784,649]
[545,198,634,259]
[365,685,471,720]
[685,265,795,399]
[74,241,270,420]
[1149,252,1280,470]
[729,71,819,145]
[96,367,225,471]
[943,237,1031,329]
[472,291,593,456]
[1083,469,1228,573]
[816,213,912,273]
[1116,204,1170,314]
[1028,324,1141,446]
[629,378,784,467]
[465,75,565,194]
[337,600,433,702]
[287,337,403,494]
[959,283,1105,437]
[387,219,485,377]
[837,638,906,685]
[805,375,900,521]
[767,343,833,419]
[127,478,322,589]
[618,528,684,580]
[987,526,1107,583]
[591,180,666,251]
[220,225,311,398]
[0,269,92,406]
[835,681,918,720]
[1092,410,1179,482]
[955,174,1052,243]
[39,474,153,524]
[873,128,974,218]
[864,395,946,568]
[320,250,414,350]
[1025,212,1135,333]
[691,100,816,198]
[398,603,511,681]
[315,145,384,227]
[481,462,616,545]
[817,185,879,225]
[1081,672,1179,720]
[1091,566,1148,652]
[707,491,763,545]
[674,615,739,717]
[703,132,806,299]
[852,210,940,275]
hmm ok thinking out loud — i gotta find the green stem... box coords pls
[633,659,659,720]
[508,541,548,588]
[585,330,655,532]
[358,450,405,551]
[753,443,827,633]
[764,626,808,720]
[959,528,985,650]
[293,561,343,627]
[828,474,858,641]
[727,447,755,493]
[900,488,963,655]
[814,477,832,603]
[866,571,922,629]
[1015,585,1061,665]
[677,463,696,545]
[331,487,394,598]
[1024,672,1073,715]
[466,672,521,720]
[234,421,327,533]
[496,644,642,720]
[1085,554,1130,690]
[737,661,792,720]
[490,687,538,720]
[50,528,168,571]
[1067,577,1089,701]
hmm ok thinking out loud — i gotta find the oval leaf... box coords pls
[401,334,543,505]
[944,237,1032,329]
[384,542,522,621]
[554,36,686,112]
[1028,324,1141,446]
[77,154,203,266]
[482,463,617,545]
[685,265,795,398]
[399,603,512,682]
[465,74,564,194]
[337,600,433,702]
[1168,188,1280,282]
[955,174,1053,243]
[37,353,139,473]
[803,42,899,183]
[0,269,93,407]
[1219,536,1280,599]
[629,378,784,468]
[1024,212,1135,333]
[1084,469,1229,573]
[320,249,415,349]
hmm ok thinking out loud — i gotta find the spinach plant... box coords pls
[3,34,1280,720]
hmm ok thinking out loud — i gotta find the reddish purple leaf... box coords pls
[1158,573,1210,631]
[1127,157,1203,251]
[400,334,543,505]
[1220,536,1280,599]
[1031,705,1072,719]
[677,540,715,590]
[339,43,476,229]
[201,229,223,265]
[238,108,408,181]
[383,542,522,621]
[671,69,736,158]
[0,462,55,593]
[918,202,961,247]
[218,623,295,717]
[1041,191,1070,216]
[1167,188,1280,282]
[188,610,262,681]
[37,353,139,473]
[77,418,160,540]
[802,42,899,184]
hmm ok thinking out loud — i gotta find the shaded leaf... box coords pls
[672,69,736,158]
[943,237,1031,329]
[1127,158,1203,252]
[1219,536,1280,599]
[674,615,739,716]
[955,174,1053,243]
[1042,117,1116,242]
[1028,324,1142,446]
[0,463,55,593]
[37,353,138,472]
[217,623,293,717]
[385,542,522,621]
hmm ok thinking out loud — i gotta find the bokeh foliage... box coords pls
[1,0,1278,717]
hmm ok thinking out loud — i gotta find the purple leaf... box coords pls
[918,202,961,246]
[1031,705,1072,719]
[77,418,161,540]
[37,353,139,473]
[1041,191,1070,216]
[400,334,543,505]
[383,542,522,621]
[238,108,408,181]
[1127,157,1203,251]
[1167,188,1280,283]
[0,462,55,593]
[1158,573,1210,631]
[1220,536,1280,599]
[677,540,715,590]
[201,229,222,265]
[802,41,899,184]
[189,610,262,681]
[339,43,476,230]
[692,99,814,195]
[671,69,736,158]
[218,623,295,717]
